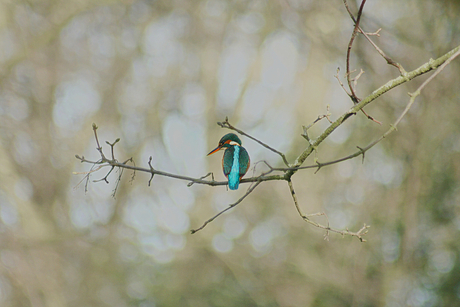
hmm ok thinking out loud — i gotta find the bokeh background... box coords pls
[1,0,460,306]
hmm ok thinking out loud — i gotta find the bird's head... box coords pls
[207,133,242,156]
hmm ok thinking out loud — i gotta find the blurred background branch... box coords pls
[78,43,460,238]
[1,0,460,306]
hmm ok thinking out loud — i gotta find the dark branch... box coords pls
[287,179,369,242]
[345,0,367,103]
[75,139,284,186]
[191,180,263,233]
[76,46,460,193]
[343,0,406,74]
[342,0,382,124]
[218,117,290,167]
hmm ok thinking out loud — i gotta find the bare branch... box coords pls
[301,106,332,148]
[345,0,367,103]
[335,68,353,96]
[287,179,369,242]
[147,156,155,186]
[343,0,406,74]
[277,47,460,176]
[191,180,263,234]
[106,138,120,161]
[93,166,115,184]
[76,45,460,194]
[187,172,214,187]
[76,126,285,189]
[75,44,460,238]
[352,69,365,87]
[218,117,290,167]
[342,0,384,124]
[92,123,107,161]
[285,44,460,180]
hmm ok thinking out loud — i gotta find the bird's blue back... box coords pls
[223,145,250,190]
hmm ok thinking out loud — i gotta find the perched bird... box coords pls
[207,133,250,190]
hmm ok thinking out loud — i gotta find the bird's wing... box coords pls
[239,147,250,178]
[222,147,234,177]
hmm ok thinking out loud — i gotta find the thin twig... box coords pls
[76,46,460,191]
[76,128,284,187]
[287,179,369,242]
[75,47,460,237]
[218,117,290,166]
[92,123,107,161]
[342,0,382,124]
[76,152,284,186]
[334,68,352,96]
[301,105,333,147]
[93,166,115,183]
[302,105,333,140]
[106,138,120,161]
[72,164,106,175]
[345,0,367,103]
[343,0,406,74]
[353,69,365,87]
[111,168,123,198]
[277,48,460,175]
[72,164,106,191]
[191,180,263,234]
[148,156,155,186]
[187,172,214,187]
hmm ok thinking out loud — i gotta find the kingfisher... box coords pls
[207,133,250,190]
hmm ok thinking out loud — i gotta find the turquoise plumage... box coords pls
[208,133,250,190]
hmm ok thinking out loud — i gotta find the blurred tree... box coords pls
[0,0,459,306]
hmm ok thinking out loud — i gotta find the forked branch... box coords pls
[75,0,460,242]
[343,0,406,74]
[287,180,369,242]
[191,180,263,234]
[218,117,290,167]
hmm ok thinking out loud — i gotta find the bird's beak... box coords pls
[207,146,222,156]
